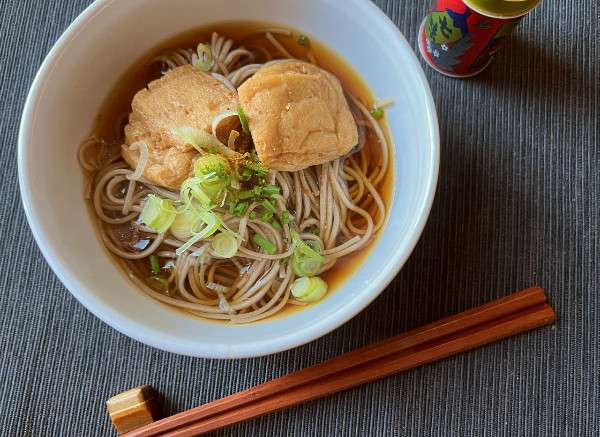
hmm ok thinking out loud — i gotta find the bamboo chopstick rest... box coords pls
[106,385,161,435]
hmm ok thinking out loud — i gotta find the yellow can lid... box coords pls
[462,0,542,19]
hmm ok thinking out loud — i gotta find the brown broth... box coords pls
[87,21,394,322]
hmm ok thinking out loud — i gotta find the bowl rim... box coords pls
[18,0,439,358]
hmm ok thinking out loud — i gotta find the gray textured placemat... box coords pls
[1,1,598,436]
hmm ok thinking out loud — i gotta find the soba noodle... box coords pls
[79,30,390,323]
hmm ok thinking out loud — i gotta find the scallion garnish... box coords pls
[253,233,276,255]
[211,232,238,258]
[261,185,280,195]
[193,154,231,200]
[171,126,239,159]
[232,202,249,216]
[180,177,212,208]
[249,211,257,220]
[150,255,161,275]
[237,106,250,134]
[172,127,219,152]
[280,210,290,225]
[261,211,274,222]
[297,34,310,47]
[230,177,241,190]
[193,43,214,72]
[271,219,282,231]
[150,276,169,293]
[370,107,384,119]
[238,190,255,200]
[175,210,220,256]
[290,229,325,276]
[140,195,177,233]
[240,168,252,181]
[260,199,276,213]
[291,276,327,302]
[242,160,269,176]
[170,206,204,241]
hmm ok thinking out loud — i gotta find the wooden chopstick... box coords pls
[169,303,555,436]
[124,286,553,437]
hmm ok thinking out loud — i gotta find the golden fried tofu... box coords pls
[122,65,237,189]
[238,61,358,171]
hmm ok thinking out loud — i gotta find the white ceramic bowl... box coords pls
[18,0,439,358]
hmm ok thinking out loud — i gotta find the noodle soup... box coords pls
[79,22,393,324]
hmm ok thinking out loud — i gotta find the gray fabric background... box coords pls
[1,0,598,436]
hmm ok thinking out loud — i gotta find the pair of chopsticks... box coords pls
[125,286,555,436]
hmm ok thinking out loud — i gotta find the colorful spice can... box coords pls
[418,0,542,78]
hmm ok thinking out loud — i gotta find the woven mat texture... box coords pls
[0,1,598,435]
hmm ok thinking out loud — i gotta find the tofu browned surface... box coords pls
[238,61,358,171]
[122,65,237,189]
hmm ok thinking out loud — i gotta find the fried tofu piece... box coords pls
[122,65,237,189]
[237,61,358,171]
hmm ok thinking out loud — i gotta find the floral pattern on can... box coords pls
[418,0,531,77]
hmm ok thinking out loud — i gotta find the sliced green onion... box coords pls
[171,126,239,159]
[306,239,323,254]
[292,252,322,276]
[193,155,231,200]
[280,210,290,225]
[140,194,177,233]
[290,230,325,276]
[261,185,280,195]
[260,199,276,213]
[291,230,325,261]
[230,177,241,190]
[211,232,238,258]
[242,160,269,176]
[173,187,223,246]
[253,233,276,255]
[237,106,250,135]
[170,207,204,241]
[202,181,225,201]
[193,43,214,72]
[291,276,327,302]
[180,177,212,208]
[238,190,255,200]
[271,219,282,231]
[232,202,249,216]
[175,209,220,256]
[172,126,221,151]
[150,255,161,275]
[228,200,236,214]
[240,168,253,181]
[249,211,257,220]
[370,107,384,119]
[194,154,231,176]
[261,211,274,222]
[149,276,169,293]
[297,34,310,47]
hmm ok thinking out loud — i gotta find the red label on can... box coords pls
[419,0,522,77]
